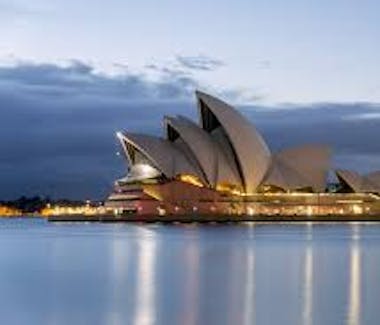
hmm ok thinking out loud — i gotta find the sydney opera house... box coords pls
[105,91,380,217]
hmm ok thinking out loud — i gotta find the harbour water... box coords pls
[1,218,380,325]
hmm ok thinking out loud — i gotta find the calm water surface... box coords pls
[1,219,380,325]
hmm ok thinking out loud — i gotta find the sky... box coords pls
[0,0,380,199]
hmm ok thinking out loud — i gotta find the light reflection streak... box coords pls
[182,234,200,325]
[133,227,157,325]
[243,237,255,325]
[347,224,361,325]
[303,223,313,325]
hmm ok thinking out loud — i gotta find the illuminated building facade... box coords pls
[0,205,21,217]
[105,91,380,217]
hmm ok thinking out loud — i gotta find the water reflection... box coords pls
[243,224,255,325]
[182,230,200,325]
[347,224,361,325]
[133,227,157,325]
[303,224,313,325]
[0,220,379,325]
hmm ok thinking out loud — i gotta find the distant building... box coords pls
[106,91,380,216]
[0,205,21,217]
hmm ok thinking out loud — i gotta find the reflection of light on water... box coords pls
[183,235,200,325]
[244,224,255,325]
[351,223,361,241]
[303,246,313,325]
[303,223,313,325]
[244,247,255,325]
[347,224,361,325]
[306,222,313,240]
[134,228,157,325]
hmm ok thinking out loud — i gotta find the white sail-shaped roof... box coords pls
[196,91,271,193]
[164,115,242,188]
[337,170,380,193]
[263,161,307,191]
[118,132,203,180]
[115,91,341,194]
[336,170,365,192]
[264,145,331,192]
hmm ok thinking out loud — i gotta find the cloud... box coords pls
[0,60,379,199]
[176,55,225,71]
[342,112,380,120]
[220,89,264,104]
[0,60,198,100]
[241,103,380,171]
[0,60,203,199]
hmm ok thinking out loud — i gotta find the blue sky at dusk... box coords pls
[1,0,380,199]
[2,0,380,103]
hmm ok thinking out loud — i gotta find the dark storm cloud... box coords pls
[0,61,379,199]
[0,61,197,199]
[176,55,225,71]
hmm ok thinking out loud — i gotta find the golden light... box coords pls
[0,205,21,216]
[40,204,106,217]
[352,204,363,215]
[157,206,166,216]
[216,183,243,195]
[247,207,255,216]
[178,174,204,187]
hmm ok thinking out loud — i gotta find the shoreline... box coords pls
[46,213,380,223]
[2,214,380,223]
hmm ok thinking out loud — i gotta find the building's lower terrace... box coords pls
[103,180,380,218]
